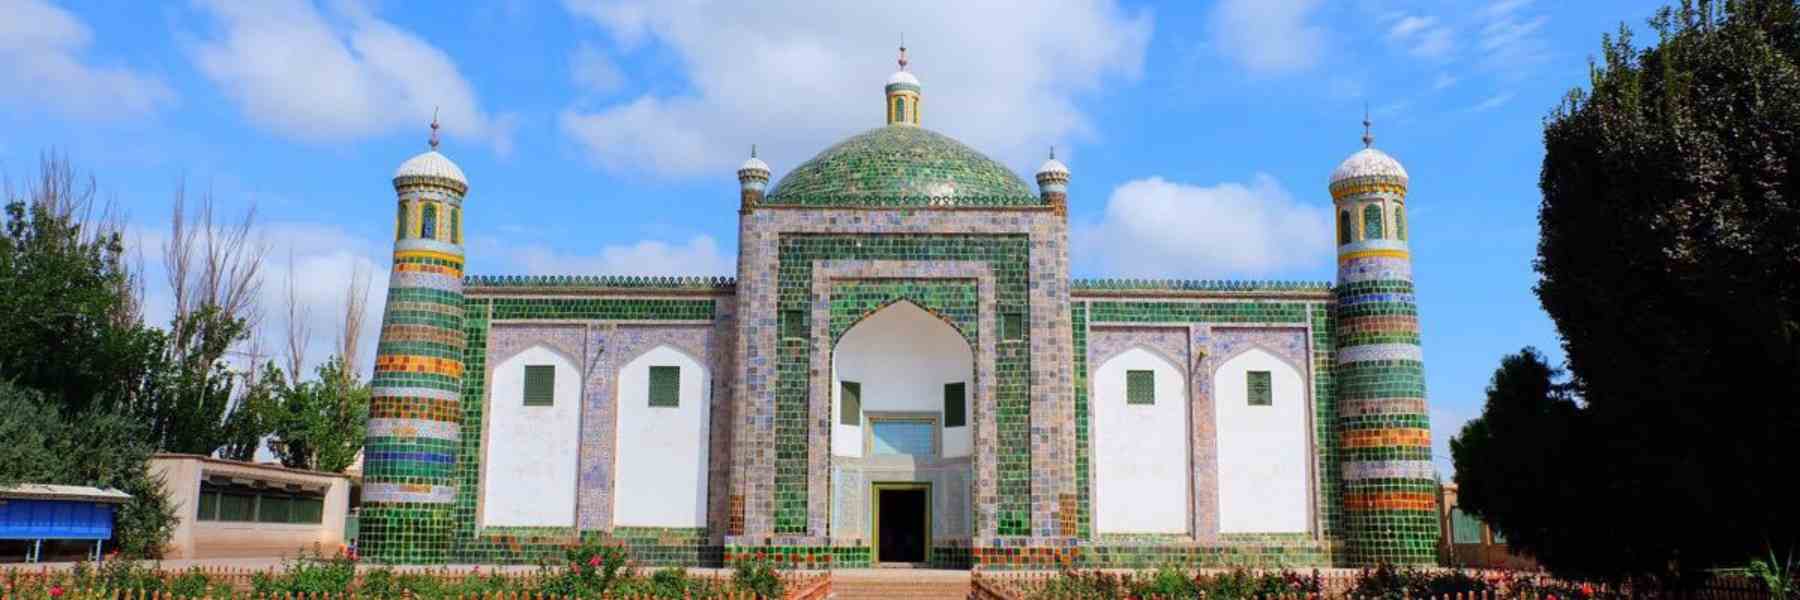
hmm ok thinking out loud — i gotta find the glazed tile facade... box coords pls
[359,68,1438,569]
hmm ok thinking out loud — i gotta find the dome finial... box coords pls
[1049,145,1056,160]
[898,35,908,71]
[1361,102,1374,149]
[429,106,441,151]
[751,143,758,159]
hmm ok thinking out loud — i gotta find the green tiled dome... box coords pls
[766,126,1039,207]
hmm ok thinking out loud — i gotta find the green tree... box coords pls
[0,382,178,557]
[269,357,369,473]
[0,153,163,415]
[1504,0,1800,580]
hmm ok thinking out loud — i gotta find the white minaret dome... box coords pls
[1036,153,1069,178]
[739,155,770,174]
[1329,111,1408,186]
[395,150,467,184]
[887,70,920,87]
[394,113,467,186]
[1329,147,1408,185]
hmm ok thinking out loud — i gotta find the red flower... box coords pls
[1547,594,1559,600]
[49,586,64,598]
[588,555,602,567]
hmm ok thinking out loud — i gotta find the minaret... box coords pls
[362,113,469,563]
[885,43,920,126]
[1329,113,1438,566]
[1035,147,1069,214]
[737,144,770,211]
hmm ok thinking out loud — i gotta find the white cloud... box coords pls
[504,235,734,277]
[558,0,1151,178]
[0,0,175,119]
[1385,15,1454,61]
[571,42,626,95]
[1074,175,1333,278]
[1433,72,1459,90]
[1468,92,1513,112]
[1209,0,1323,76]
[186,0,516,154]
[1477,0,1550,79]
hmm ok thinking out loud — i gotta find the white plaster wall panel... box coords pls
[1092,347,1190,534]
[483,345,581,527]
[614,345,711,527]
[1214,349,1310,533]
[832,301,974,459]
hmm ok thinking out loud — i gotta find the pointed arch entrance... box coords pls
[829,299,974,564]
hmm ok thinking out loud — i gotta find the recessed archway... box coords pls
[831,300,974,459]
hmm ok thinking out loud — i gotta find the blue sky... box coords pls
[0,0,1660,475]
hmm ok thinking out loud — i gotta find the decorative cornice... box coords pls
[760,194,1046,208]
[464,275,737,290]
[1073,278,1332,292]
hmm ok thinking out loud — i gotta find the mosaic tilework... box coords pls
[730,207,1074,550]
[448,292,728,564]
[775,236,1031,537]
[764,126,1040,207]
[1333,178,1438,566]
[363,175,469,564]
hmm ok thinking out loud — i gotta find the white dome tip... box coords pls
[394,150,467,185]
[739,156,770,173]
[887,70,919,86]
[1036,158,1069,176]
[1330,147,1408,184]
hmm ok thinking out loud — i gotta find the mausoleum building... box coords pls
[359,48,1438,569]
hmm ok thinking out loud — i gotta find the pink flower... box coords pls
[49,586,64,598]
[587,555,601,567]
[1582,583,1595,597]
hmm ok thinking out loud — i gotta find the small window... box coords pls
[197,491,219,521]
[421,203,438,240]
[870,419,935,456]
[1126,370,1154,405]
[218,493,254,522]
[1451,508,1484,544]
[1362,203,1383,240]
[291,497,324,524]
[258,495,292,523]
[1337,210,1352,245]
[943,382,967,428]
[1394,205,1406,241]
[895,97,906,122]
[450,207,461,244]
[523,365,555,406]
[840,381,862,426]
[782,310,807,339]
[1001,312,1024,341]
[1247,370,1272,406]
[648,365,680,407]
[397,203,408,240]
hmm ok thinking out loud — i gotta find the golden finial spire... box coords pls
[1361,103,1374,149]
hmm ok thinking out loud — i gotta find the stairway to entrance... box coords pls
[828,569,971,600]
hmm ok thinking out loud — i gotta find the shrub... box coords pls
[731,556,784,599]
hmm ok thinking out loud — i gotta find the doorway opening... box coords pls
[872,482,930,565]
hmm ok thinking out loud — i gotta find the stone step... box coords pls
[828,569,972,600]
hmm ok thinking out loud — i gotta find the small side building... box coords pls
[149,454,351,559]
[1438,483,1537,570]
[0,484,131,563]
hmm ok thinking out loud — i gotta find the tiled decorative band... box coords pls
[1342,491,1436,512]
[1338,249,1411,263]
[390,271,463,290]
[1336,343,1424,364]
[1340,427,1431,449]
[370,386,461,402]
[364,483,457,504]
[1337,255,1412,284]
[367,417,461,441]
[396,239,466,256]
[1341,459,1434,481]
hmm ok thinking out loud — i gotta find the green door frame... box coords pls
[870,482,931,564]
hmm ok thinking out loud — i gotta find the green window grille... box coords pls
[1247,370,1273,406]
[451,207,461,244]
[1126,370,1154,405]
[218,493,254,522]
[421,203,437,240]
[1362,203,1383,240]
[523,365,555,406]
[1395,205,1406,241]
[1338,210,1352,245]
[197,491,218,521]
[1001,312,1024,341]
[895,97,905,122]
[782,310,807,339]
[396,204,408,240]
[943,382,967,428]
[649,365,681,407]
[257,495,292,524]
[1451,508,1485,544]
[291,497,324,524]
[840,381,861,426]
